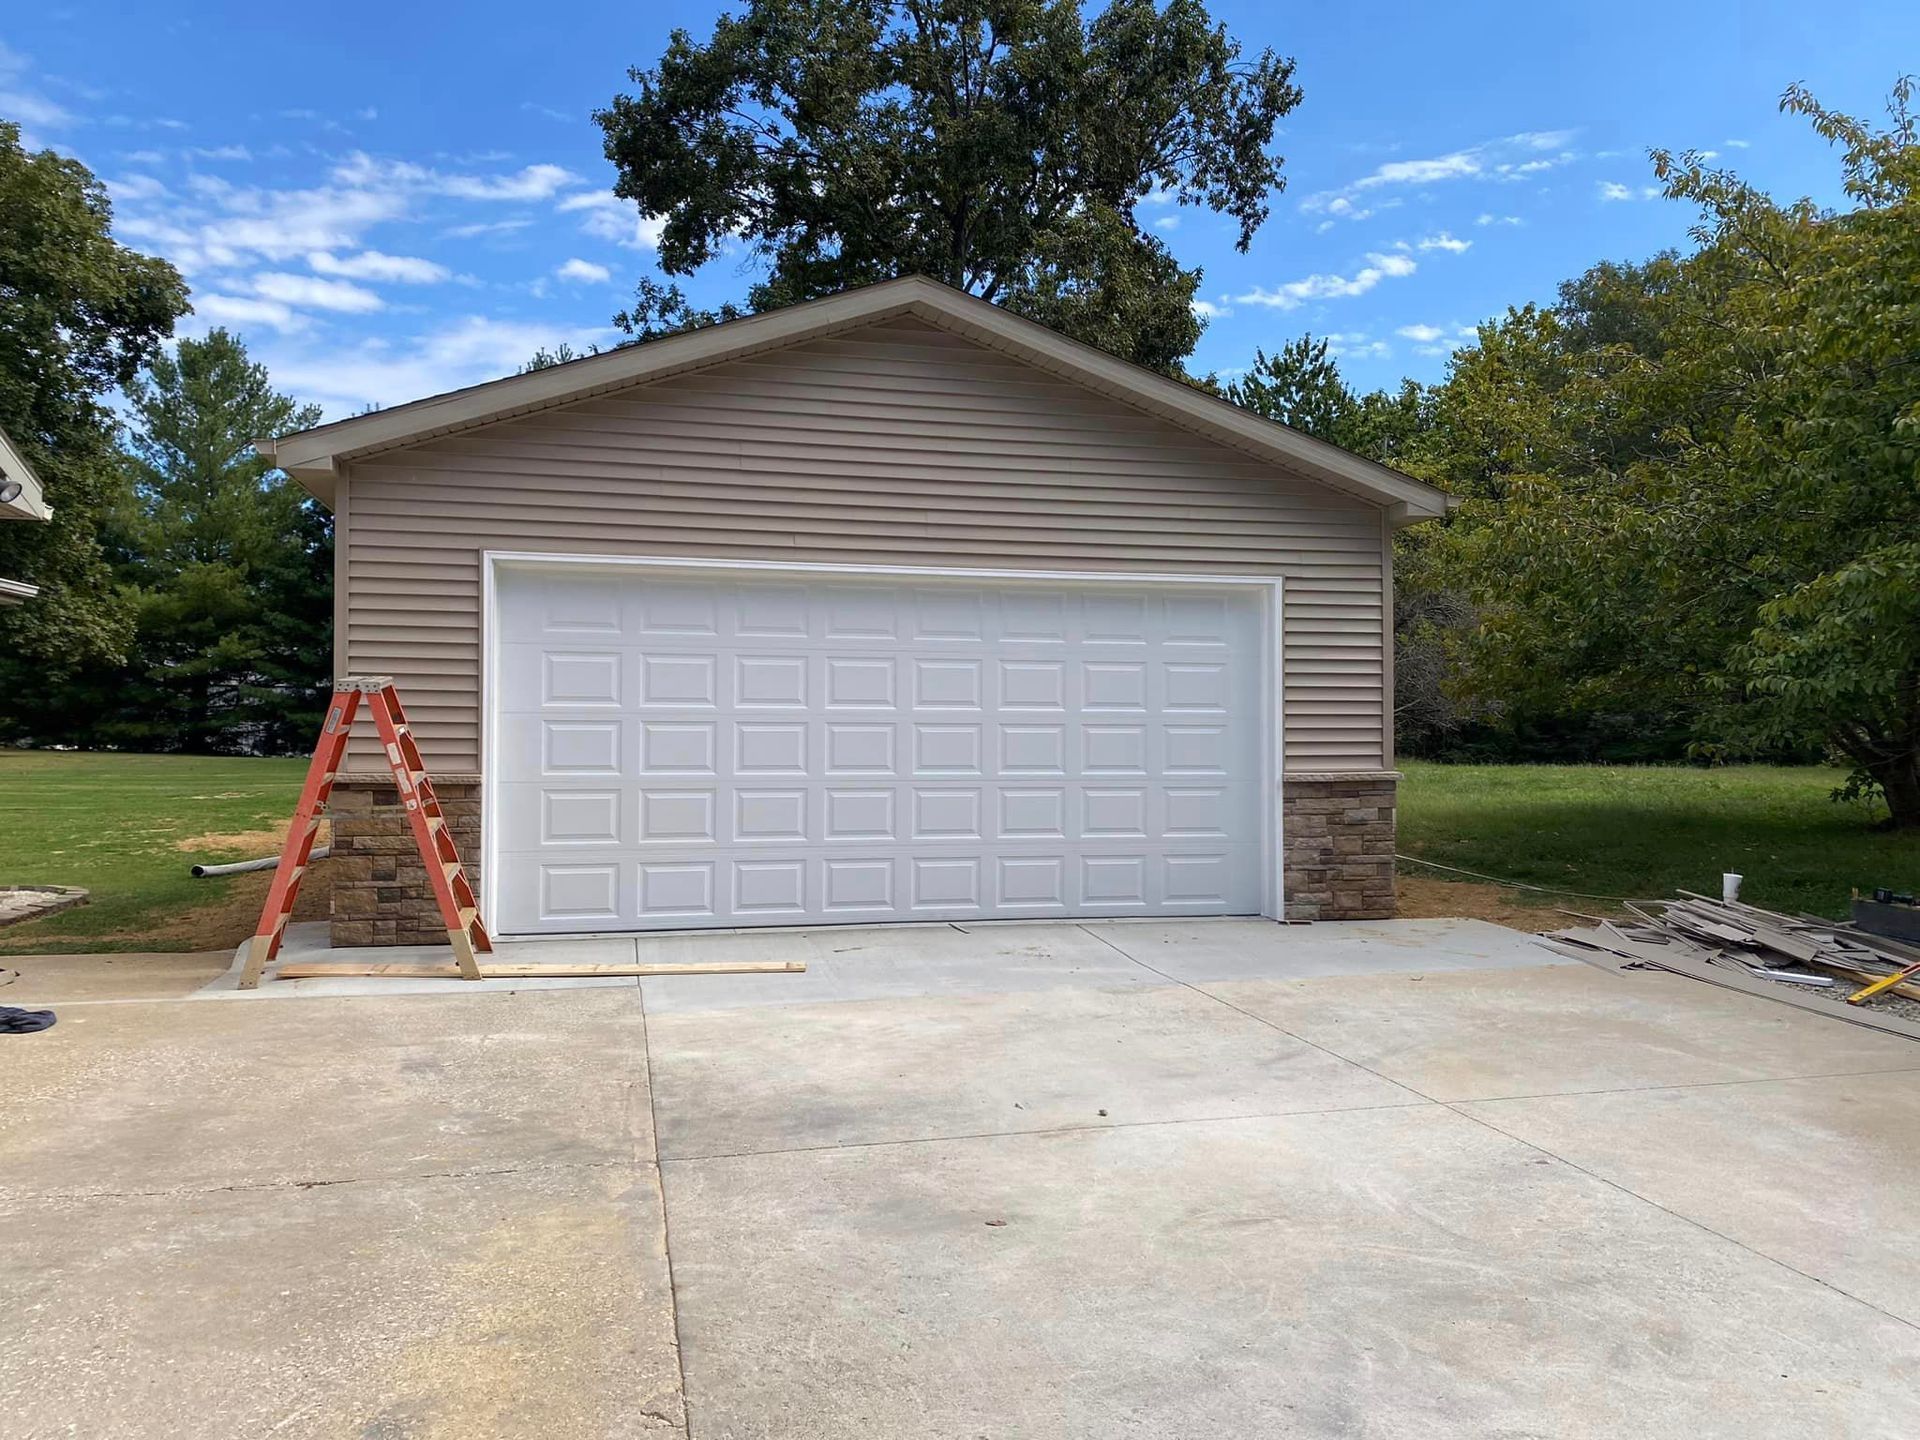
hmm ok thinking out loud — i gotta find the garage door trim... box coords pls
[479,552,1285,937]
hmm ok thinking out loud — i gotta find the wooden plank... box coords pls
[274,960,807,979]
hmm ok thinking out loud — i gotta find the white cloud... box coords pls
[557,257,612,284]
[121,149,166,166]
[1191,297,1232,320]
[1475,212,1523,226]
[1396,323,1446,343]
[256,314,618,418]
[188,144,252,162]
[331,152,583,202]
[1324,332,1390,360]
[0,41,73,131]
[1303,128,1581,214]
[1234,252,1417,311]
[1153,215,1179,231]
[1724,138,1751,149]
[1598,181,1634,202]
[444,218,534,239]
[310,249,451,284]
[117,181,411,273]
[192,294,306,334]
[522,101,575,123]
[559,190,667,250]
[1417,231,1471,253]
[250,272,385,313]
[107,173,169,203]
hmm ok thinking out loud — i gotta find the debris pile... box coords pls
[1541,892,1920,1041]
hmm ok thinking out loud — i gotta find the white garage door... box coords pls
[490,563,1270,934]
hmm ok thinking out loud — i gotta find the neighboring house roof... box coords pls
[0,423,51,606]
[0,423,52,524]
[258,275,1452,525]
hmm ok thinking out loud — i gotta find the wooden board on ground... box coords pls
[273,960,806,980]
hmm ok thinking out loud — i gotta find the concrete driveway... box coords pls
[4,917,1918,1438]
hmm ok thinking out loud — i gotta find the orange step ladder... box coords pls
[240,677,492,988]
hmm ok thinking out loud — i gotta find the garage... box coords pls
[260,276,1446,947]
[488,560,1275,934]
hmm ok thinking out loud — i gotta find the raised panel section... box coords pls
[734,789,806,842]
[737,654,808,708]
[913,659,982,709]
[641,790,715,842]
[1084,788,1148,838]
[1001,662,1064,710]
[826,656,896,708]
[914,724,982,776]
[826,788,895,840]
[824,858,894,911]
[540,864,619,920]
[826,724,896,775]
[543,653,619,707]
[736,722,807,775]
[641,722,715,776]
[998,856,1066,907]
[639,862,714,916]
[911,857,980,909]
[1000,788,1066,838]
[733,860,806,914]
[640,654,717,707]
[542,791,620,845]
[913,788,981,840]
[544,721,621,775]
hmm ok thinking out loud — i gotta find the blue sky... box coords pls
[3,3,1914,418]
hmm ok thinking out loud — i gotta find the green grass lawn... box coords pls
[1398,760,1919,920]
[0,749,311,954]
[2,750,1914,954]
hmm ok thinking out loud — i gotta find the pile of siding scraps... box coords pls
[1539,892,1920,1041]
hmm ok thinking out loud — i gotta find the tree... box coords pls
[1447,81,1920,823]
[1226,335,1357,443]
[596,0,1301,372]
[96,330,328,753]
[0,121,187,707]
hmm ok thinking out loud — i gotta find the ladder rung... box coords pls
[427,815,444,833]
[442,861,462,882]
[458,907,480,929]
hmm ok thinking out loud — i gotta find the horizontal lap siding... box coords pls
[343,317,1387,773]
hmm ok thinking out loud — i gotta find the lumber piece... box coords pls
[273,960,807,980]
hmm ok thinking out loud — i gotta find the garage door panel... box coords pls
[492,566,1269,933]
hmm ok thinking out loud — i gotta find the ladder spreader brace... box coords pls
[239,676,492,988]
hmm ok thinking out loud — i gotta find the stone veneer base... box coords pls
[326,771,1397,946]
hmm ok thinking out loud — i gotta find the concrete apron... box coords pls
[180,912,1564,1004]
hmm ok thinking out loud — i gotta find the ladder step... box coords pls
[458,906,479,928]
[442,861,462,882]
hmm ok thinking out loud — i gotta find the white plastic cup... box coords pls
[1723,873,1743,903]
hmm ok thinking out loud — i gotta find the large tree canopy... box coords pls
[0,121,186,680]
[596,0,1301,372]
[1441,82,1920,823]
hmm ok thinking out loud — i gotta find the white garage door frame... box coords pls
[478,552,1286,938]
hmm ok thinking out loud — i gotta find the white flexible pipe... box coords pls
[191,846,331,879]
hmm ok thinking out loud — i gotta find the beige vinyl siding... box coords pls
[343,316,1389,773]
